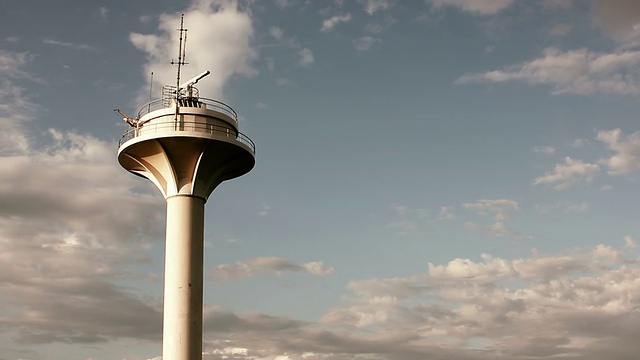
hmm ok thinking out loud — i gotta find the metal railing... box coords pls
[118,121,255,154]
[137,97,239,124]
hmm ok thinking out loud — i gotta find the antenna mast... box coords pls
[171,14,188,100]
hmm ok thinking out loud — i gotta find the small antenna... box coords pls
[171,14,188,100]
[148,71,154,113]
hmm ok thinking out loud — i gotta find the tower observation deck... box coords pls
[117,90,255,199]
[116,18,255,360]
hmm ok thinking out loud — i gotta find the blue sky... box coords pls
[3,0,640,359]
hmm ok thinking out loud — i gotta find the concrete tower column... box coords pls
[163,195,205,360]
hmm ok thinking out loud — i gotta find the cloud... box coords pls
[320,14,352,33]
[462,199,525,239]
[597,128,640,174]
[462,199,518,221]
[258,202,270,216]
[42,38,95,50]
[572,138,588,148]
[269,26,284,40]
[129,0,257,103]
[624,235,637,248]
[435,206,455,221]
[427,0,515,15]
[593,0,640,48]
[353,36,381,51]
[533,157,600,189]
[210,257,333,281]
[360,0,393,15]
[457,47,640,95]
[0,50,166,346]
[387,205,430,236]
[97,6,109,23]
[307,244,640,360]
[298,48,315,66]
[533,145,555,155]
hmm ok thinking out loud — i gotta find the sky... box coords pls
[3,0,640,359]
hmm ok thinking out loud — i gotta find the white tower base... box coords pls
[163,195,205,360]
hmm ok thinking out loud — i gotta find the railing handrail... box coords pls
[118,120,255,154]
[137,97,238,123]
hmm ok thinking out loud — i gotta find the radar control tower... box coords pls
[116,16,255,360]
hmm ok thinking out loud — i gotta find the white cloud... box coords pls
[0,50,166,345]
[428,0,515,15]
[353,36,380,51]
[210,257,333,281]
[42,38,94,50]
[269,26,284,40]
[597,128,640,174]
[320,14,352,33]
[276,77,295,86]
[457,47,640,95]
[360,0,393,15]
[435,206,455,221]
[311,244,640,359]
[533,157,600,189]
[462,199,525,239]
[129,0,257,102]
[533,145,556,155]
[298,48,315,66]
[572,138,588,148]
[462,199,518,221]
[624,235,637,248]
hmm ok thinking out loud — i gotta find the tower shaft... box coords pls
[163,195,205,360]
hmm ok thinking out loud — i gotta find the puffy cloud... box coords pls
[462,199,525,239]
[436,206,455,221]
[269,26,285,40]
[360,0,393,15]
[428,0,515,15]
[624,235,638,248]
[353,36,381,51]
[457,47,640,95]
[532,157,600,189]
[129,0,257,102]
[0,50,165,347]
[597,128,640,174]
[593,0,640,48]
[306,244,640,360]
[210,257,333,281]
[298,48,315,66]
[320,14,352,33]
[533,145,556,155]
